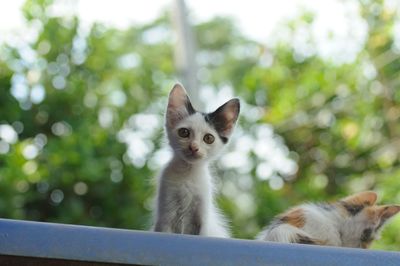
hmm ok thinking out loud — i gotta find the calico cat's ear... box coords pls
[376,205,400,222]
[206,98,240,143]
[341,191,378,206]
[166,83,196,128]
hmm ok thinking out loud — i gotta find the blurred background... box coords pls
[1,0,400,250]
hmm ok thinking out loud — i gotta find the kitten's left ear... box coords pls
[207,98,240,141]
[166,83,196,128]
[341,191,378,206]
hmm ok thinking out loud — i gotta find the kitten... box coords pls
[257,191,400,248]
[153,83,240,237]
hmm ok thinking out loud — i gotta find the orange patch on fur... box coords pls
[373,205,400,220]
[361,240,373,249]
[365,207,378,220]
[365,205,400,219]
[342,191,377,206]
[280,208,305,228]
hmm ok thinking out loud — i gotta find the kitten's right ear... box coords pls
[341,191,378,206]
[207,98,240,141]
[166,83,195,128]
[377,205,400,221]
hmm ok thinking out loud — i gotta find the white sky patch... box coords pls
[117,128,156,168]
[75,0,170,29]
[148,147,172,171]
[0,0,368,62]
[30,84,46,104]
[269,175,284,190]
[0,124,18,144]
[98,107,114,128]
[0,0,25,34]
[22,144,39,160]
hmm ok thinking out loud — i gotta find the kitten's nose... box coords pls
[189,144,199,153]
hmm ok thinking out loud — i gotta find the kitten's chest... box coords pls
[166,173,211,213]
[174,176,209,199]
[168,167,210,192]
[161,165,212,210]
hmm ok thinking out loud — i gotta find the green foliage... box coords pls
[1,0,400,251]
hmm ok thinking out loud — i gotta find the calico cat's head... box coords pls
[165,83,240,163]
[338,191,400,248]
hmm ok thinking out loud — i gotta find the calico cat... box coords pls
[257,191,400,248]
[153,83,240,237]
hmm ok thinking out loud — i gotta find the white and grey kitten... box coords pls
[257,191,400,248]
[153,83,240,237]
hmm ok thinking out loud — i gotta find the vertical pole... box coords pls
[171,0,202,109]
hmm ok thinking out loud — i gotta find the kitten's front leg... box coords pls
[183,198,202,235]
[156,191,186,233]
[154,198,174,233]
[184,211,201,235]
[154,219,171,233]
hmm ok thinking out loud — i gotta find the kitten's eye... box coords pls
[178,128,190,138]
[203,133,215,144]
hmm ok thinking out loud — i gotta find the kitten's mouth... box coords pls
[184,151,203,161]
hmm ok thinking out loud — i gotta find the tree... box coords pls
[0,0,399,250]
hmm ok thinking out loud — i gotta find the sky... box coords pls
[0,0,371,64]
[1,0,344,38]
[0,1,361,39]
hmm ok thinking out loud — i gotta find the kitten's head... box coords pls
[165,83,240,163]
[338,191,400,248]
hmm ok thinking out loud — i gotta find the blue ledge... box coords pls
[0,218,399,266]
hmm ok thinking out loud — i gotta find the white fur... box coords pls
[257,203,377,247]
[258,223,309,243]
[154,112,230,237]
[170,113,225,162]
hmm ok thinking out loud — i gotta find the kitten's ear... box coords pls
[207,98,240,140]
[341,191,378,206]
[377,205,400,222]
[166,83,196,128]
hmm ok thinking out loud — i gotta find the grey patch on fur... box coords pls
[361,228,373,242]
[203,113,229,144]
[155,192,203,235]
[184,197,202,235]
[279,215,291,224]
[170,194,184,233]
[296,234,319,245]
[203,99,240,144]
[266,217,285,231]
[315,202,335,211]
[339,201,364,216]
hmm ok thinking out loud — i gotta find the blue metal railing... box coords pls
[0,218,399,266]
